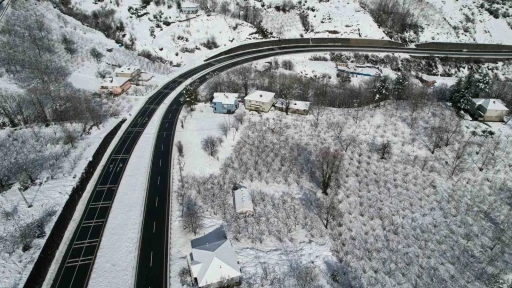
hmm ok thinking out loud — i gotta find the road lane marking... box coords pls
[158,177,160,185]
[153,221,155,233]
[150,251,153,267]
[156,197,158,207]
[166,123,168,127]
[161,145,163,151]
[159,159,162,167]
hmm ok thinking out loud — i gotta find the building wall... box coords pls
[276,106,308,115]
[245,99,273,112]
[483,110,507,122]
[182,7,198,14]
[121,81,131,92]
[213,101,238,114]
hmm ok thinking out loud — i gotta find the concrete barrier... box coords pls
[416,42,512,51]
[206,38,405,61]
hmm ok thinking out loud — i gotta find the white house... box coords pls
[233,185,253,215]
[181,2,199,14]
[244,90,275,112]
[114,66,141,78]
[470,98,509,122]
[188,227,241,287]
[275,99,311,115]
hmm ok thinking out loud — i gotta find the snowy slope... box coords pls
[66,0,512,68]
[0,2,176,287]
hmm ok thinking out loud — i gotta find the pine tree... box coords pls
[449,76,473,111]
[392,72,408,100]
[374,76,391,102]
[182,86,198,110]
[474,72,492,98]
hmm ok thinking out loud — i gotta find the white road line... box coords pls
[158,177,160,185]
[153,221,155,233]
[150,251,153,267]
[159,159,162,167]
[156,197,158,207]
[166,123,168,127]
[161,144,163,151]
[164,132,166,137]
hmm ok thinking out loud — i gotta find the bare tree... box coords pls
[219,120,230,138]
[298,11,311,32]
[447,139,471,178]
[304,192,340,229]
[219,0,231,15]
[441,113,462,147]
[182,195,203,235]
[288,260,323,288]
[477,137,501,171]
[234,111,245,124]
[209,0,219,12]
[234,64,253,96]
[425,125,445,154]
[330,120,345,141]
[281,59,295,71]
[176,140,184,157]
[309,105,325,128]
[377,140,392,159]
[201,135,220,157]
[314,147,343,195]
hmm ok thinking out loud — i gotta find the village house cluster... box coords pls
[98,65,152,96]
[211,90,311,115]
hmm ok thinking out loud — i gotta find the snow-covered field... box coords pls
[169,99,512,287]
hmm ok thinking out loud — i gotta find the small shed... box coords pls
[470,98,509,122]
[233,185,253,215]
[244,90,275,112]
[181,2,199,14]
[212,93,239,114]
[275,99,310,115]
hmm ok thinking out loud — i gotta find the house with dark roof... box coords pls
[470,98,509,122]
[187,227,241,287]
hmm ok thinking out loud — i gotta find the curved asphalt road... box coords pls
[49,43,512,288]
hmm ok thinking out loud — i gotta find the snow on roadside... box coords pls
[86,101,164,288]
[0,118,124,288]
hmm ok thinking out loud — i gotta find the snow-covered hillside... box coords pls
[0,1,177,287]
[64,0,512,65]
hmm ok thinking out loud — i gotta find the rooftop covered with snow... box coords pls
[213,93,239,105]
[472,98,509,111]
[275,99,311,111]
[114,66,140,74]
[181,2,198,8]
[245,90,275,103]
[189,227,241,287]
[100,77,130,87]
[234,185,253,214]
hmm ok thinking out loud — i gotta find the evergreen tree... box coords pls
[449,76,472,111]
[374,76,391,102]
[474,72,492,98]
[392,72,408,100]
[182,86,198,110]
